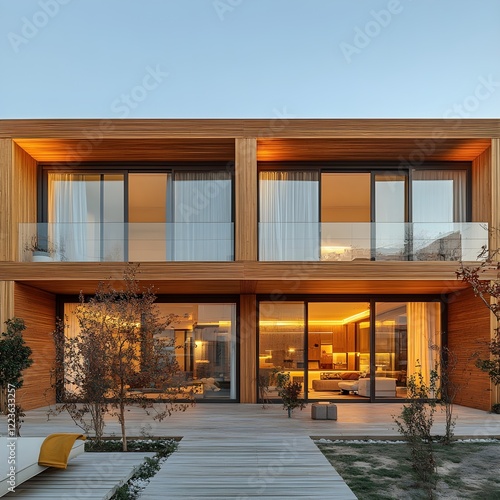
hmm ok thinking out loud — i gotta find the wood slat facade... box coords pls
[447,288,492,411]
[0,118,498,409]
[14,283,56,410]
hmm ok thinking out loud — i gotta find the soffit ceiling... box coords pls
[14,137,491,163]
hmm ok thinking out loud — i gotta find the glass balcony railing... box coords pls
[19,223,234,262]
[258,222,489,262]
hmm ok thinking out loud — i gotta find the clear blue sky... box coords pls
[1,0,499,118]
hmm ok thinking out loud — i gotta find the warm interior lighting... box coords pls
[321,245,351,254]
[260,309,370,328]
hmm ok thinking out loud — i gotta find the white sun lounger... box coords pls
[0,436,85,496]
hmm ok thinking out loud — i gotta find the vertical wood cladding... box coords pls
[239,294,257,402]
[472,146,491,225]
[13,143,38,260]
[0,139,13,261]
[235,138,257,261]
[0,281,14,337]
[491,139,500,252]
[447,287,492,411]
[14,283,56,410]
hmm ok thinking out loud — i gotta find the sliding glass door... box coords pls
[320,173,371,261]
[47,170,233,262]
[258,298,442,402]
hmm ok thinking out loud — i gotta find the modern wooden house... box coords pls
[0,119,498,411]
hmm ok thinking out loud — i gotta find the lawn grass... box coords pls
[316,440,500,500]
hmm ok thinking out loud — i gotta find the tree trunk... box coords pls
[120,401,127,451]
[287,407,292,418]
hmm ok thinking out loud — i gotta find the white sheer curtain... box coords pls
[171,172,232,261]
[48,173,90,261]
[407,302,440,385]
[412,170,467,223]
[259,171,319,260]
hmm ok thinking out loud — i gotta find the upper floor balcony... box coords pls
[258,222,488,262]
[19,222,487,263]
[19,223,234,262]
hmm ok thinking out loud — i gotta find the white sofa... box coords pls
[338,377,397,397]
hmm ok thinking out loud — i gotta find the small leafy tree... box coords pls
[276,372,305,418]
[457,246,500,406]
[50,265,194,450]
[0,318,33,436]
[393,365,439,496]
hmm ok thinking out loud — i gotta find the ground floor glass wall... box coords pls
[258,299,441,402]
[63,301,237,401]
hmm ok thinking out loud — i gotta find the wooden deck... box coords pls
[140,435,356,499]
[3,452,155,499]
[2,403,499,499]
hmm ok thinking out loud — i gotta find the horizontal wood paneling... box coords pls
[14,283,56,410]
[15,138,235,163]
[235,138,257,261]
[239,294,257,403]
[258,138,491,162]
[1,119,499,139]
[2,279,469,296]
[447,287,492,411]
[0,261,475,295]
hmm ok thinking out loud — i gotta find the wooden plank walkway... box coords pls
[4,403,498,498]
[140,435,357,499]
[4,452,155,499]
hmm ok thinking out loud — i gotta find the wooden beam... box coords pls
[239,294,257,403]
[235,138,257,261]
[1,118,499,139]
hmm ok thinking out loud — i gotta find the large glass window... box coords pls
[258,167,475,262]
[258,298,441,402]
[46,169,233,262]
[63,301,237,401]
